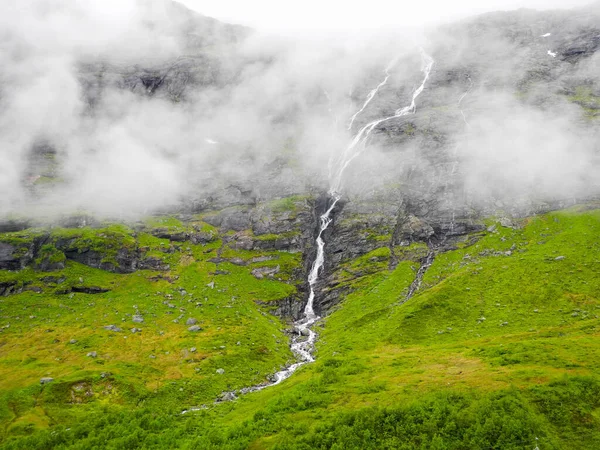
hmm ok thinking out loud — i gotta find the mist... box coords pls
[1,0,599,220]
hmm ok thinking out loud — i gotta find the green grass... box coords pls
[1,205,600,448]
[0,201,310,443]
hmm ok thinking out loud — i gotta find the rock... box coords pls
[251,265,280,279]
[555,256,565,261]
[229,257,247,266]
[206,282,215,289]
[499,218,515,229]
[40,377,54,385]
[0,242,28,271]
[188,325,202,332]
[186,318,198,325]
[189,347,197,353]
[294,326,310,337]
[103,325,122,332]
[216,368,225,375]
[87,351,97,358]
[217,391,236,402]
[69,339,77,344]
[131,327,142,333]
[398,215,435,242]
[132,315,144,323]
[204,208,252,232]
[0,281,21,297]
[72,286,110,294]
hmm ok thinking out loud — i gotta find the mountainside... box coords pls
[1,1,600,449]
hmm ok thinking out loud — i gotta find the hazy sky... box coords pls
[178,0,591,33]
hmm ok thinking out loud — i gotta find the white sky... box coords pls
[177,0,592,33]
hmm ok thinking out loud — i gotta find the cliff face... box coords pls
[6,2,600,316]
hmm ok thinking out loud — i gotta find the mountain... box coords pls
[0,2,600,449]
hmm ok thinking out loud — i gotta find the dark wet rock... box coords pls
[190,232,216,244]
[395,215,435,244]
[35,257,66,272]
[257,294,304,321]
[203,208,252,232]
[57,215,100,229]
[229,257,247,266]
[138,257,170,271]
[208,257,226,264]
[152,230,188,242]
[72,286,110,294]
[558,28,600,63]
[0,281,21,297]
[0,242,31,271]
[0,220,31,233]
[24,286,43,293]
[212,270,230,275]
[228,233,254,250]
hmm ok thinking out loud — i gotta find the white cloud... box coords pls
[177,0,592,33]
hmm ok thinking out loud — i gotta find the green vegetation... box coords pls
[565,86,600,119]
[1,205,600,448]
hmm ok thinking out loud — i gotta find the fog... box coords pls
[0,0,598,219]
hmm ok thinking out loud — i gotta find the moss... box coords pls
[268,196,307,214]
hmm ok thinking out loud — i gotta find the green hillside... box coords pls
[1,203,599,449]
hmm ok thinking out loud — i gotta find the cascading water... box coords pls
[259,48,434,388]
[184,49,435,409]
[330,48,434,194]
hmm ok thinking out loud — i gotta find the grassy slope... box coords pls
[1,205,600,449]
[0,214,303,441]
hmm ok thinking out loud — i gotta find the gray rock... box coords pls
[189,347,197,353]
[251,265,280,279]
[86,351,97,358]
[188,325,202,332]
[216,368,225,375]
[218,391,236,402]
[131,327,142,333]
[40,377,54,385]
[555,256,565,261]
[103,325,122,332]
[132,315,144,323]
[186,318,198,325]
